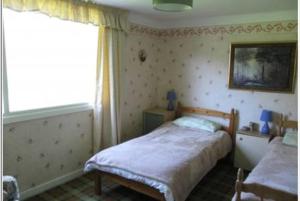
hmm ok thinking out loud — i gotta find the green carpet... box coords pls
[25,160,239,201]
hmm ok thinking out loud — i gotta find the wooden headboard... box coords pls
[278,114,298,136]
[176,102,236,137]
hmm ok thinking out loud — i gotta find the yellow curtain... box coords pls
[3,0,129,32]
[93,26,124,151]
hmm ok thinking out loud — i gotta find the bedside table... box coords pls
[234,130,269,171]
[143,108,175,134]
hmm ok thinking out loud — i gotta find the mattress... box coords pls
[85,122,232,201]
[232,137,297,201]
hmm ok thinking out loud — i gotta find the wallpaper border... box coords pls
[129,21,297,37]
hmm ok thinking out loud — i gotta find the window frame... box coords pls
[2,15,95,125]
[3,103,93,124]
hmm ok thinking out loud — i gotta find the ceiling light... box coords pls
[153,0,193,12]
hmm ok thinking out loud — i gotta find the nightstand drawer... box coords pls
[234,133,269,170]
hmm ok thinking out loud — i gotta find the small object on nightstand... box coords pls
[241,126,250,131]
[260,110,272,135]
[143,108,175,134]
[249,122,255,131]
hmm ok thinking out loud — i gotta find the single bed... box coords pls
[84,103,236,201]
[232,115,298,201]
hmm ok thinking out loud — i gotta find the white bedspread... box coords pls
[232,137,297,201]
[85,122,232,201]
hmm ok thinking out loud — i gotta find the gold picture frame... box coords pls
[228,42,297,93]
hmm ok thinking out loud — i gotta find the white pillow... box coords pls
[282,130,298,147]
[173,116,222,132]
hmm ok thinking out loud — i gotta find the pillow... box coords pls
[173,116,222,132]
[282,130,298,147]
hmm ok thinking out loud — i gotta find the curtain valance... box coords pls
[3,0,129,32]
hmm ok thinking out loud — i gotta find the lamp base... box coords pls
[260,122,270,135]
[167,101,174,111]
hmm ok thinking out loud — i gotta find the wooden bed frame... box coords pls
[278,114,298,136]
[234,115,298,201]
[94,103,236,201]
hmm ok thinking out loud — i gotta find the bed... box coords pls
[84,103,236,201]
[232,115,298,201]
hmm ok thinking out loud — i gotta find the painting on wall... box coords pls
[228,42,297,93]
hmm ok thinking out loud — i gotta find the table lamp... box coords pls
[167,90,176,111]
[260,110,272,135]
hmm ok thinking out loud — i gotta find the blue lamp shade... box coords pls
[260,110,272,135]
[167,90,177,100]
[166,90,176,111]
[260,110,272,122]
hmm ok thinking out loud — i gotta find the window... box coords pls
[3,9,98,122]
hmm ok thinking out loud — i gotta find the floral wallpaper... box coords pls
[121,33,159,141]
[3,110,93,192]
[125,20,297,135]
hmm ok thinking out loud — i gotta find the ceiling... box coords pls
[93,0,297,27]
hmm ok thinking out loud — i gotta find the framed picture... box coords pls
[228,42,297,93]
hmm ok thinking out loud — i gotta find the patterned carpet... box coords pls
[25,160,241,201]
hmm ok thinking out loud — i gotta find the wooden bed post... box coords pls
[95,173,102,195]
[176,102,183,118]
[278,114,297,137]
[229,109,235,137]
[278,114,284,136]
[235,168,244,201]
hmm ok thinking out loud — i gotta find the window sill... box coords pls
[3,103,93,125]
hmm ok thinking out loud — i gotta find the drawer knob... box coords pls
[239,137,243,141]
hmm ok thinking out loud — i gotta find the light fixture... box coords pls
[153,0,193,12]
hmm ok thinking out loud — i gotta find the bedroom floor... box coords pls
[25,160,241,201]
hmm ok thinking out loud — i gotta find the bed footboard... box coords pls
[94,170,166,201]
[234,168,297,201]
